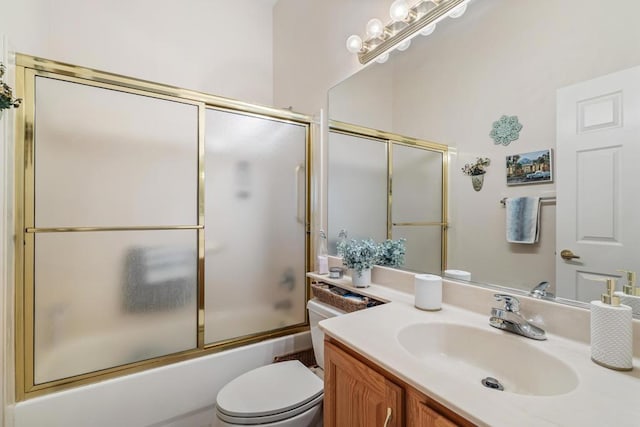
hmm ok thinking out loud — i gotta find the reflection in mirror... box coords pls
[327,130,388,253]
[391,144,445,272]
[327,0,640,315]
[328,123,447,274]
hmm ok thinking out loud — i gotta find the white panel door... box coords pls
[556,66,640,302]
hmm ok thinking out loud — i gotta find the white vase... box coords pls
[351,268,371,288]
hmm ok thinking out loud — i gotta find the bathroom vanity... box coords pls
[317,273,640,427]
[324,338,472,426]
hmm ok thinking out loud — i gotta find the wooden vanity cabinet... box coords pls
[324,339,475,427]
[324,340,403,426]
[406,387,459,427]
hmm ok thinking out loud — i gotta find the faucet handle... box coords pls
[494,294,520,312]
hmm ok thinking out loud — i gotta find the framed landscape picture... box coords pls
[506,149,553,186]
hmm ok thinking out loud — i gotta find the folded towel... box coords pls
[506,197,541,244]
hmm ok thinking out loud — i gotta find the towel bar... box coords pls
[500,196,556,207]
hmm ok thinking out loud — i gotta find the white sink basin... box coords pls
[397,322,579,396]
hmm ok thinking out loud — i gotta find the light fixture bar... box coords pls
[358,0,468,64]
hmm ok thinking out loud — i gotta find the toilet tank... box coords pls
[307,298,345,369]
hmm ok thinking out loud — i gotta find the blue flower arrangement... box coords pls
[341,239,380,275]
[340,237,407,275]
[377,238,406,267]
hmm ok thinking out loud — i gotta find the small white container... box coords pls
[414,274,442,311]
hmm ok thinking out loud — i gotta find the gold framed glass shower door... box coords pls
[14,54,312,400]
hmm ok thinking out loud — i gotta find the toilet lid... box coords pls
[216,360,323,422]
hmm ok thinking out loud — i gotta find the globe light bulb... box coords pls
[396,39,411,51]
[420,23,436,36]
[448,3,467,18]
[376,53,390,64]
[366,18,384,38]
[389,0,409,22]
[346,35,363,53]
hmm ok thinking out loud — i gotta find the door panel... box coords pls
[34,230,197,384]
[327,131,388,251]
[392,144,443,223]
[556,66,640,301]
[324,341,403,427]
[34,76,198,228]
[204,109,307,344]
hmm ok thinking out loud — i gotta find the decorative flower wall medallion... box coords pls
[490,115,522,146]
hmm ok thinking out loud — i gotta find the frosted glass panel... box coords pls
[204,109,307,344]
[328,132,388,253]
[392,226,442,273]
[34,77,198,227]
[392,144,443,222]
[34,230,197,384]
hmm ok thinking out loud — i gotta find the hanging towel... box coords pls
[506,197,541,244]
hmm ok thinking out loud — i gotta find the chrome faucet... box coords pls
[529,281,555,300]
[489,294,546,340]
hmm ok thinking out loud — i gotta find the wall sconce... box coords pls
[346,0,471,65]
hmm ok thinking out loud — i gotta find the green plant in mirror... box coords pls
[377,238,406,267]
[0,63,22,112]
[490,115,522,146]
[341,239,380,275]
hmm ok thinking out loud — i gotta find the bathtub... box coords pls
[16,331,312,427]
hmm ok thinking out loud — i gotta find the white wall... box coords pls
[273,0,389,114]
[0,0,277,105]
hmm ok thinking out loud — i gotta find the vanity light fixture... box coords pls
[346,0,471,65]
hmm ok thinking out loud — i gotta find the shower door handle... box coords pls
[295,164,305,224]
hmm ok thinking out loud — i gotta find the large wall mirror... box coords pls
[327,0,640,316]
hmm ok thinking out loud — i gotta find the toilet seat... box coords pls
[216,360,323,425]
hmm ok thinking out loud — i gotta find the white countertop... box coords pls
[312,274,640,427]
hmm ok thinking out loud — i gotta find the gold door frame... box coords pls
[329,120,449,271]
[14,54,313,400]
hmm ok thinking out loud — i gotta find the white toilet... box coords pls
[214,299,345,426]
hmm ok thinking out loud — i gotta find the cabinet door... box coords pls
[407,387,461,427]
[324,341,403,427]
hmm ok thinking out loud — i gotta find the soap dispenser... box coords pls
[590,278,633,371]
[614,270,640,316]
